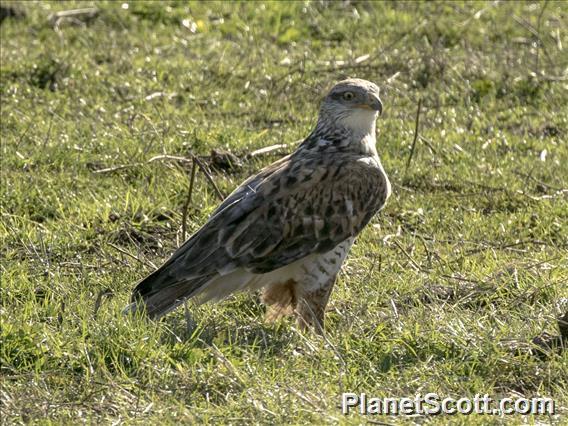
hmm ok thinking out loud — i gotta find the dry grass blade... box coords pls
[191,155,226,201]
[91,163,143,174]
[108,243,157,270]
[247,143,291,158]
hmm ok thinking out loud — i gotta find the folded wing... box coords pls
[130,151,388,318]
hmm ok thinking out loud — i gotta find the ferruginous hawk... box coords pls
[127,78,391,332]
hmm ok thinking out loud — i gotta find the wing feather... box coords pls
[226,155,389,273]
[131,150,389,310]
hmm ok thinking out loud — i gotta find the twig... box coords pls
[148,154,192,164]
[192,156,226,201]
[416,233,433,268]
[247,143,291,158]
[108,243,156,270]
[512,13,554,72]
[48,7,99,30]
[92,163,142,174]
[392,240,423,272]
[405,98,422,175]
[418,135,438,156]
[181,158,197,241]
[464,239,548,256]
[535,0,549,73]
[513,170,566,191]
[93,153,226,201]
[49,7,98,22]
[208,343,245,385]
[15,119,34,149]
[149,154,225,200]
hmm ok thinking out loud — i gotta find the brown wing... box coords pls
[219,153,389,273]
[131,150,389,314]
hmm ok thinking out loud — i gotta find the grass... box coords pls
[1,1,567,424]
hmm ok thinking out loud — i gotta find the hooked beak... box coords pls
[355,93,383,115]
[368,93,383,115]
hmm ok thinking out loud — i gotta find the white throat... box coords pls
[339,109,378,155]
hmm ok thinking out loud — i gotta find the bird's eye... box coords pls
[342,91,355,101]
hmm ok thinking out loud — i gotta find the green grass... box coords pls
[1,1,567,424]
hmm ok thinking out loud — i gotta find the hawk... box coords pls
[126,78,391,332]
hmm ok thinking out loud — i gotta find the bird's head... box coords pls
[319,78,383,136]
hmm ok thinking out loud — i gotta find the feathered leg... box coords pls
[262,280,297,322]
[295,275,337,334]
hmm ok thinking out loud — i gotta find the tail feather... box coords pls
[128,255,216,319]
[126,266,258,319]
[195,268,257,304]
[128,274,215,319]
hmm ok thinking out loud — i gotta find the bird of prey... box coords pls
[127,78,391,332]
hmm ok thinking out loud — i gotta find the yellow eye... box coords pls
[342,91,354,101]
